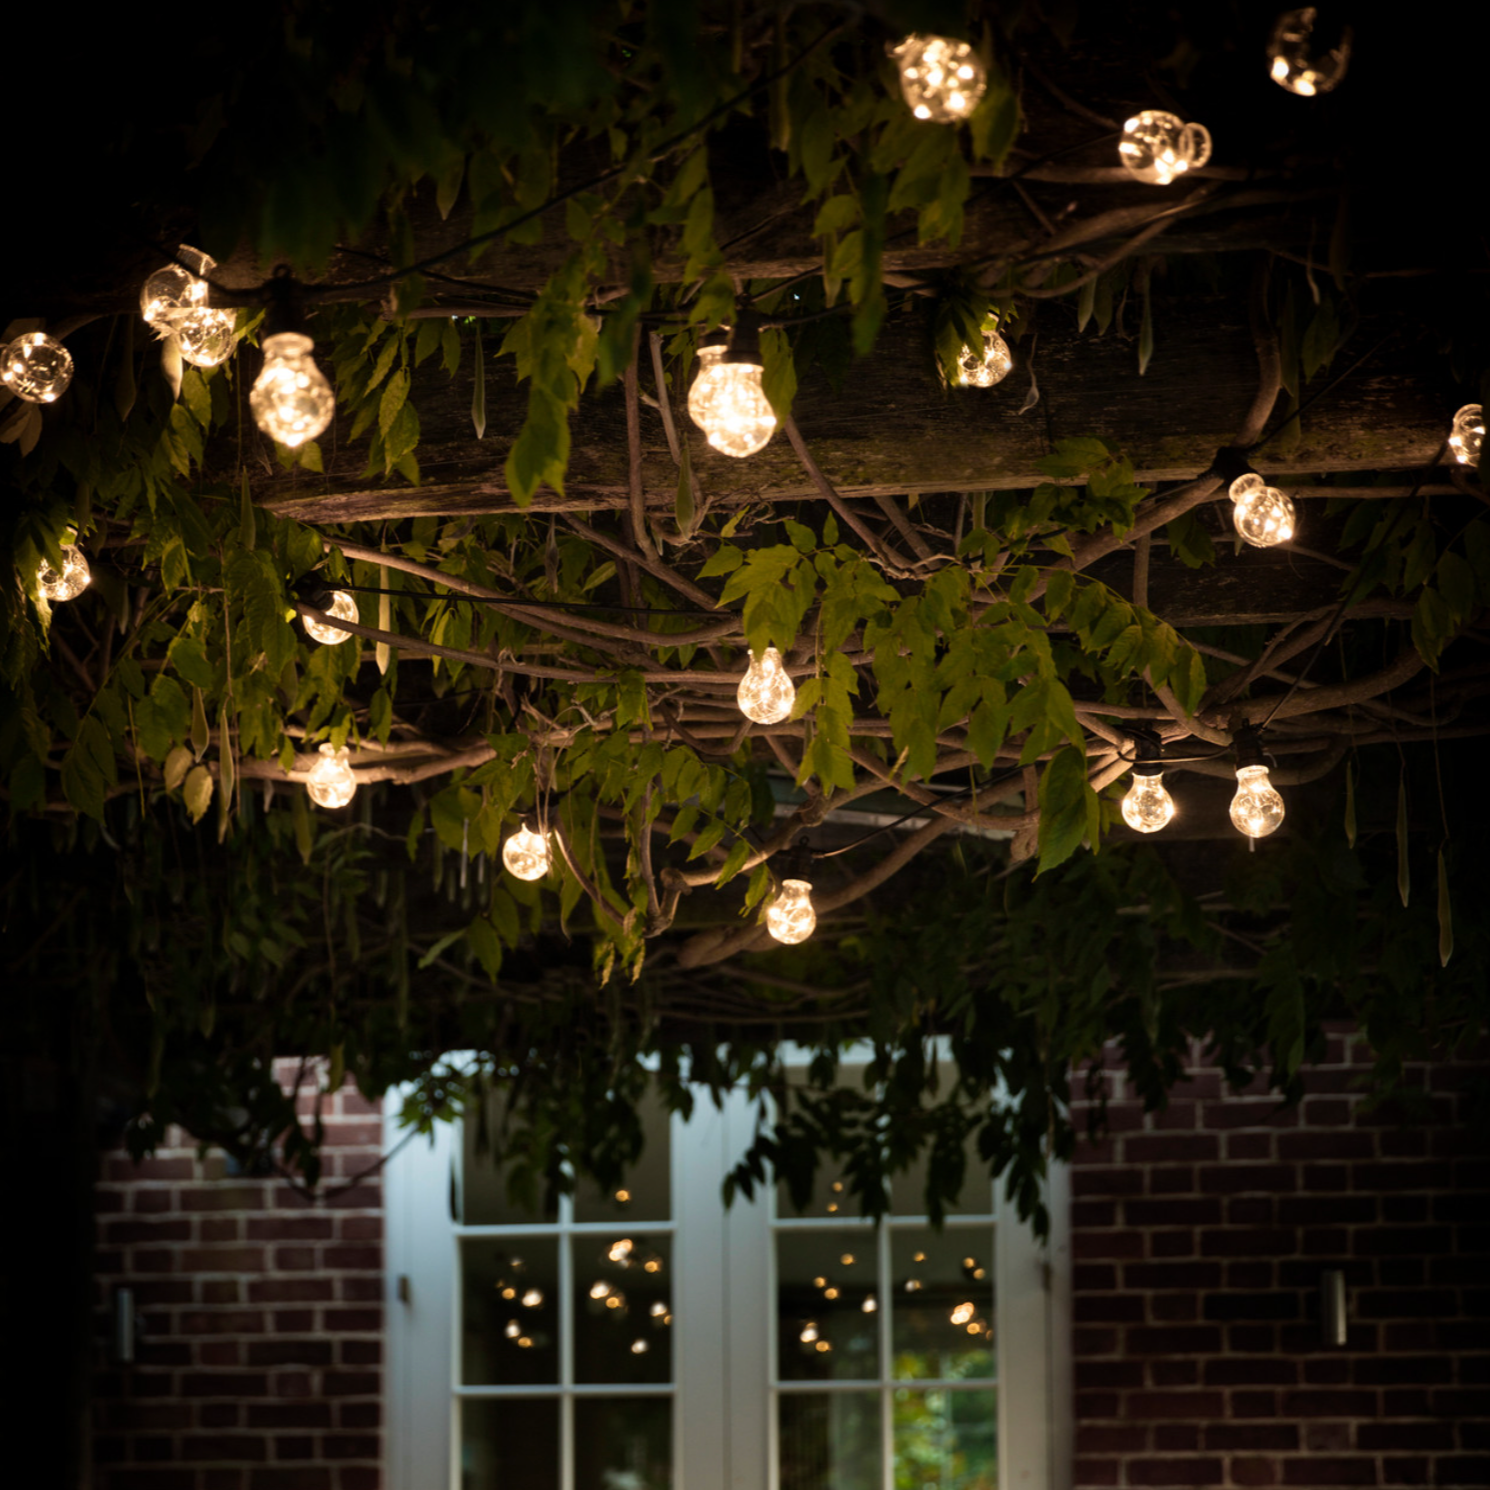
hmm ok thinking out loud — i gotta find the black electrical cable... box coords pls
[309,581,723,619]
[1246,330,1397,456]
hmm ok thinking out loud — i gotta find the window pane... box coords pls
[573,1086,672,1222]
[779,1390,881,1490]
[460,1396,560,1490]
[461,1237,559,1385]
[574,1396,671,1490]
[573,1233,673,1384]
[888,1132,994,1218]
[461,1094,559,1225]
[891,1388,998,1490]
[776,1229,878,1381]
[890,1232,994,1381]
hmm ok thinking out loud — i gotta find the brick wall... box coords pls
[91,1072,385,1490]
[1068,1030,1490,1489]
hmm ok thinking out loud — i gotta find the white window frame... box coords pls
[385,1059,1071,1490]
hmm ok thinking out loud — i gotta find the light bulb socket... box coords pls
[292,576,338,611]
[260,268,312,342]
[1210,446,1257,488]
[722,311,764,367]
[1128,728,1165,777]
[1232,727,1270,772]
[777,837,814,885]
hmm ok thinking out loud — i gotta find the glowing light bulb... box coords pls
[250,332,334,448]
[1449,404,1483,468]
[306,743,357,809]
[1118,111,1212,185]
[892,34,987,123]
[649,1301,668,1318]
[957,329,1013,388]
[614,1188,632,1205]
[766,879,816,945]
[1122,771,1176,834]
[37,544,91,603]
[141,246,238,368]
[737,647,795,724]
[839,1254,855,1267]
[521,1288,544,1308]
[590,1282,611,1300]
[950,1302,976,1326]
[607,1239,635,1264]
[1230,763,1285,839]
[861,1296,877,1314]
[504,1320,521,1339]
[1267,8,1351,96]
[1229,473,1296,548]
[302,590,358,645]
[799,1323,819,1344]
[686,345,776,457]
[904,1278,923,1293]
[502,824,552,881]
[605,1294,624,1310]
[630,1338,649,1354]
[2,332,74,403]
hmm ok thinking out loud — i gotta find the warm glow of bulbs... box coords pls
[250,332,335,448]
[686,346,777,457]
[892,34,987,123]
[303,590,359,645]
[1449,404,1483,468]
[1230,763,1285,838]
[766,878,816,945]
[37,544,91,603]
[521,1288,544,1308]
[502,825,552,881]
[1122,771,1176,834]
[306,743,357,809]
[2,332,74,403]
[1118,110,1212,185]
[957,330,1013,388]
[737,646,796,724]
[950,1302,976,1325]
[141,247,239,368]
[1229,474,1296,548]
[1267,8,1350,96]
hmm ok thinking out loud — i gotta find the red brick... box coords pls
[1073,1200,1118,1228]
[1303,1421,1352,1452]
[180,1311,266,1336]
[1199,1165,1297,1195]
[1072,1457,1120,1485]
[1205,1424,1299,1451]
[178,1248,266,1274]
[1230,1456,1278,1486]
[323,1372,379,1396]
[247,1217,335,1242]
[1437,1460,1490,1484]
[1153,1426,1199,1451]
[1279,1457,1376,1485]
[1358,1423,1454,1451]
[1232,1391,1279,1417]
[1277,1195,1374,1226]
[1224,1262,1274,1289]
[106,1474,196,1490]
[201,1217,242,1243]
[1301,1163,1349,1193]
[200,1342,242,1367]
[1074,1327,1120,1355]
[273,1437,315,1460]
[1277,1133,1376,1161]
[323,1435,379,1459]
[1226,1133,1273,1160]
[181,1437,268,1462]
[273,1310,316,1333]
[1125,1457,1224,1484]
[339,1278,382,1302]
[104,1219,193,1245]
[248,1472,332,1490]
[1148,1166,1195,1195]
[1077,1426,1147,1454]
[245,1340,334,1367]
[1302,1358,1350,1385]
[247,1404,333,1430]
[323,1186,381,1210]
[1124,1392,1225,1420]
[337,1471,380,1490]
[1076,1232,1144,1261]
[323,1245,380,1271]
[1126,1199,1221,1227]
[1126,1135,1220,1163]
[204,1472,247,1490]
[337,1217,382,1242]
[1354,1226,1453,1257]
[337,1402,382,1430]
[273,1246,318,1271]
[1076,1361,1145,1390]
[1150,1295,1198,1323]
[181,1373,269,1398]
[1280,1390,1377,1417]
[202,1281,241,1305]
[1074,1168,1143,1198]
[1074,1264,1118,1291]
[248,1280,334,1304]
[1076,1295,1144,1323]
[181,1186,268,1213]
[1380,1458,1432,1486]
[108,1156,195,1182]
[1151,1359,1199,1388]
[1203,1102,1299,1130]
[1149,1230,1195,1259]
[1199,1228,1297,1258]
[1202,1358,1297,1387]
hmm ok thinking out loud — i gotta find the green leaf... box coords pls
[379,368,410,438]
[1036,746,1093,875]
[472,323,487,439]
[191,686,210,759]
[183,764,214,823]
[239,470,256,550]
[1438,849,1453,967]
[163,744,194,791]
[760,326,797,424]
[1396,773,1409,908]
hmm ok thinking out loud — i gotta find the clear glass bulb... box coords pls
[1449,404,1483,468]
[737,647,795,725]
[686,346,776,458]
[1267,8,1350,96]
[502,825,552,881]
[303,590,359,645]
[306,743,357,810]
[250,332,335,448]
[1230,764,1285,838]
[37,544,91,602]
[1229,474,1296,547]
[766,878,817,945]
[2,332,74,403]
[892,35,987,123]
[140,246,238,367]
[957,330,1013,388]
[1118,110,1212,185]
[1122,771,1176,833]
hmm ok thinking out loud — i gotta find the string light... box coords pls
[521,1288,544,1308]
[2,332,74,404]
[1267,8,1351,96]
[140,246,238,368]
[306,743,357,809]
[1230,731,1285,839]
[737,646,795,724]
[891,35,987,123]
[1449,404,1483,468]
[1229,473,1296,548]
[956,327,1013,388]
[1121,731,1176,834]
[1118,110,1213,185]
[687,326,776,458]
[766,879,816,945]
[37,544,91,603]
[502,824,552,881]
[302,591,359,645]
[251,332,335,448]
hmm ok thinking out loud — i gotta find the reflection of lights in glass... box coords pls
[956,329,1013,388]
[642,1257,662,1275]
[1450,404,1484,468]
[504,1320,521,1338]
[962,1257,976,1269]
[649,1301,668,1318]
[306,743,357,809]
[605,1295,624,1310]
[1267,8,1351,95]
[630,1338,649,1355]
[1229,473,1296,548]
[302,589,358,645]
[1118,110,1212,185]
[2,332,74,403]
[737,646,795,724]
[1231,763,1286,839]
[831,1181,844,1193]
[823,1287,840,1300]
[861,1296,877,1314]
[813,1276,827,1289]
[502,824,552,881]
[972,1268,986,1281]
[815,1340,832,1353]
[614,1188,632,1205]
[250,332,334,448]
[140,246,238,367]
[950,1302,976,1325]
[913,1253,926,1263]
[501,1286,516,1300]
[904,1279,923,1293]
[799,1323,819,1344]
[37,545,91,603]
[839,1254,856,1267]
[517,1335,533,1349]
[892,34,987,123]
[521,1288,544,1308]
[608,1239,635,1264]
[766,879,816,945]
[687,345,777,458]
[826,1203,839,1214]
[589,1282,611,1300]
[967,1322,983,1335]
[1122,770,1176,835]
